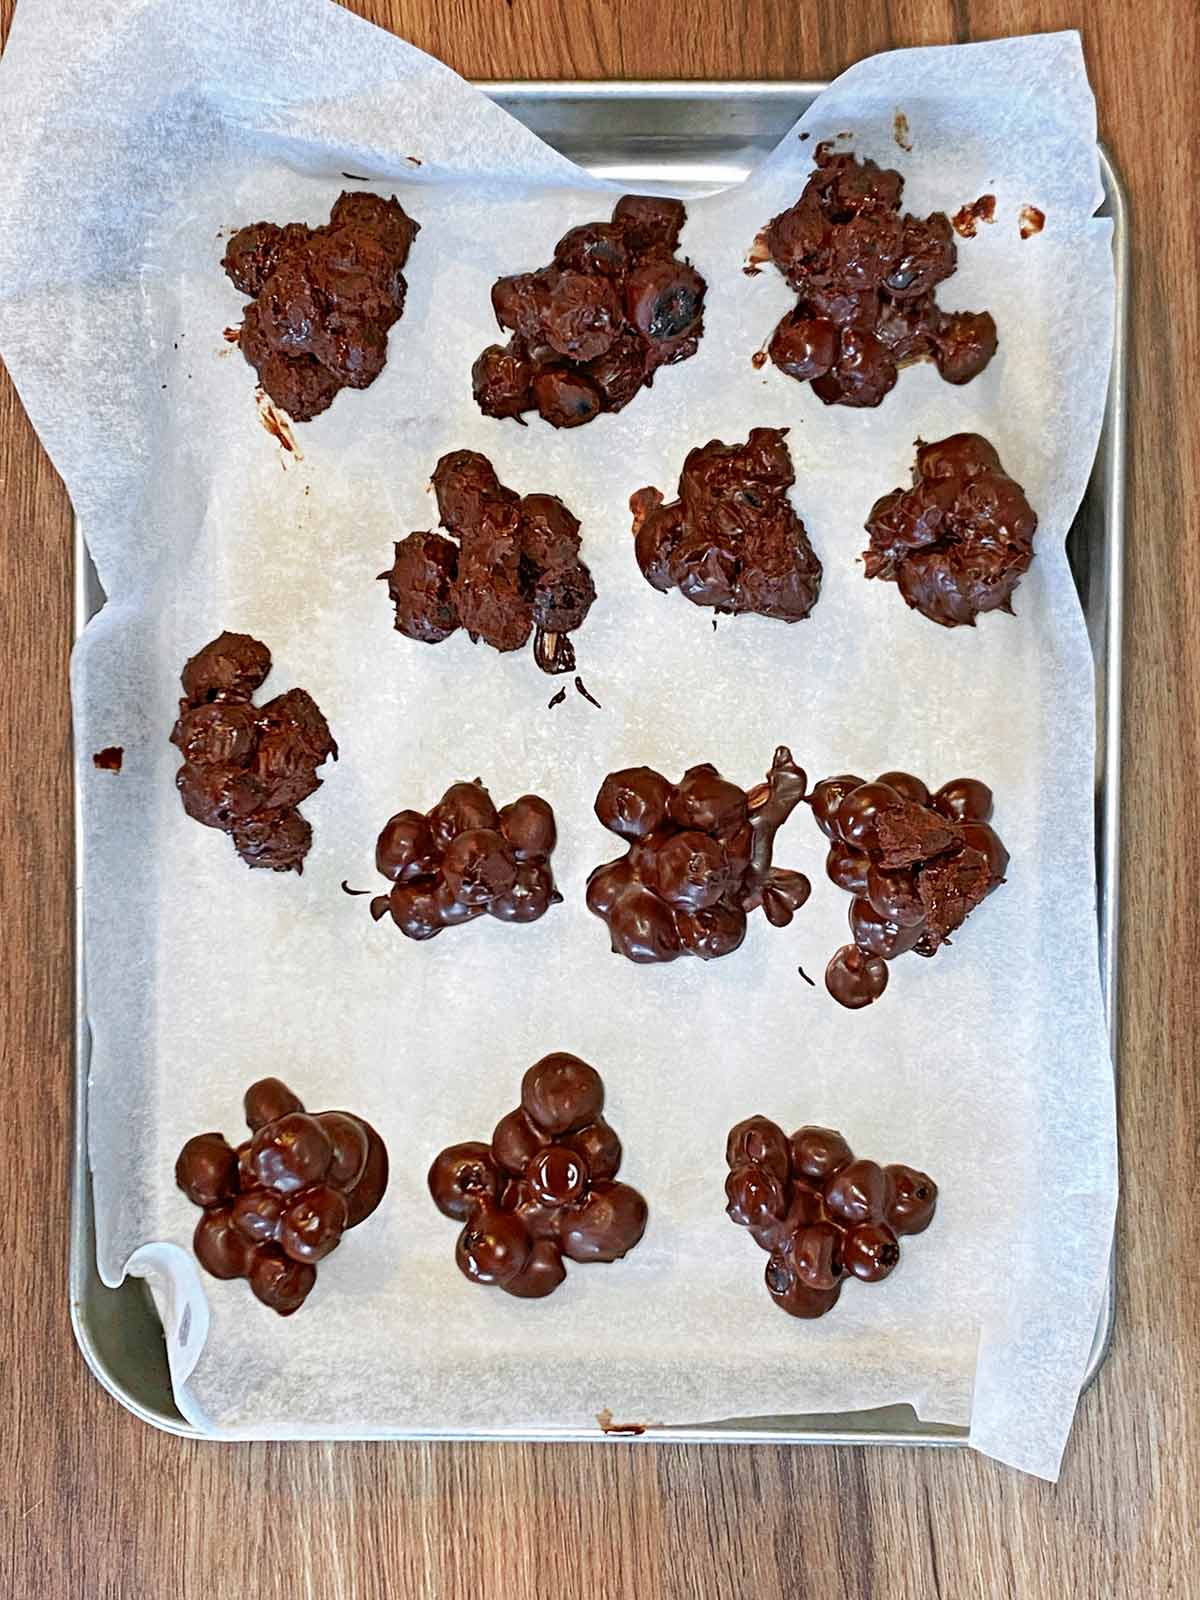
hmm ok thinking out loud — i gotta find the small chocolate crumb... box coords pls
[799,131,811,142]
[340,881,372,896]
[93,746,124,771]
[796,964,815,987]
[596,1408,651,1436]
[341,171,370,180]
[547,687,567,709]
[575,677,602,709]
[711,619,718,631]
[751,350,767,369]
[222,326,241,343]
[1019,204,1045,239]
[406,156,423,167]
[952,194,996,239]
[893,111,913,152]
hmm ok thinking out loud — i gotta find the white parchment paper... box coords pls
[0,0,1116,1479]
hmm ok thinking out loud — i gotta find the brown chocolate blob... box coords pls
[756,143,997,405]
[171,633,336,874]
[223,192,420,421]
[474,194,705,428]
[630,428,821,623]
[588,747,810,965]
[813,769,1008,1008]
[863,434,1038,626]
[176,1078,388,1316]
[428,1055,646,1299]
[365,778,561,941]
[725,1116,936,1318]
[380,452,596,675]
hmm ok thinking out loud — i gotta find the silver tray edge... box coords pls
[67,79,1127,1444]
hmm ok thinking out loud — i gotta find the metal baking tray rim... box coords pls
[68,79,1126,1443]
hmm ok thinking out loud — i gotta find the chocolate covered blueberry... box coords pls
[363,779,561,940]
[811,769,1007,1008]
[223,191,420,421]
[755,143,996,406]
[171,632,336,873]
[474,194,705,428]
[588,747,810,964]
[631,429,821,623]
[176,1078,388,1316]
[863,434,1038,626]
[428,1054,647,1299]
[725,1116,936,1318]
[380,452,595,675]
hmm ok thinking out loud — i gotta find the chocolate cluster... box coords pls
[725,1117,937,1317]
[630,427,822,622]
[586,747,811,964]
[176,1077,389,1315]
[864,433,1038,627]
[224,191,420,421]
[811,771,1008,1009]
[172,631,337,873]
[428,1054,647,1298]
[380,451,595,674]
[366,779,561,939]
[759,144,997,407]
[473,194,706,428]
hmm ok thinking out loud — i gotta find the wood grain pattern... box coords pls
[1,0,1197,1594]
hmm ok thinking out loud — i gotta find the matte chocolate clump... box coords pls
[380,451,595,675]
[863,433,1038,626]
[756,143,997,407]
[366,779,561,939]
[473,194,705,428]
[587,747,811,964]
[811,770,1008,1008]
[630,427,822,622]
[428,1053,647,1298]
[725,1115,937,1318]
[223,190,420,421]
[171,631,336,873]
[175,1077,388,1316]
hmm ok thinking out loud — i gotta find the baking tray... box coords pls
[69,81,1127,1443]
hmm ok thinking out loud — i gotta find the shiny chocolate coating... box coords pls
[171,632,336,874]
[812,770,1008,1008]
[176,1078,388,1316]
[473,194,705,428]
[725,1115,937,1318]
[428,1054,647,1300]
[380,452,595,674]
[588,747,810,965]
[366,778,561,941]
[630,428,822,623]
[757,143,996,407]
[224,191,420,421]
[863,434,1038,626]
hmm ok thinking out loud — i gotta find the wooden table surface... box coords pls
[2,0,1196,1594]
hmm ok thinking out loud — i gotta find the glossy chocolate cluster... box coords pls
[171,631,337,873]
[630,427,823,622]
[759,144,997,407]
[428,1054,647,1298]
[863,433,1038,626]
[367,779,561,939]
[380,451,595,673]
[725,1117,937,1317]
[811,771,1008,1008]
[175,1077,389,1315]
[473,194,706,428]
[586,747,811,964]
[224,191,420,421]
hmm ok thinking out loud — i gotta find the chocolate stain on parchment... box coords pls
[596,1408,657,1437]
[893,111,913,152]
[256,390,303,462]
